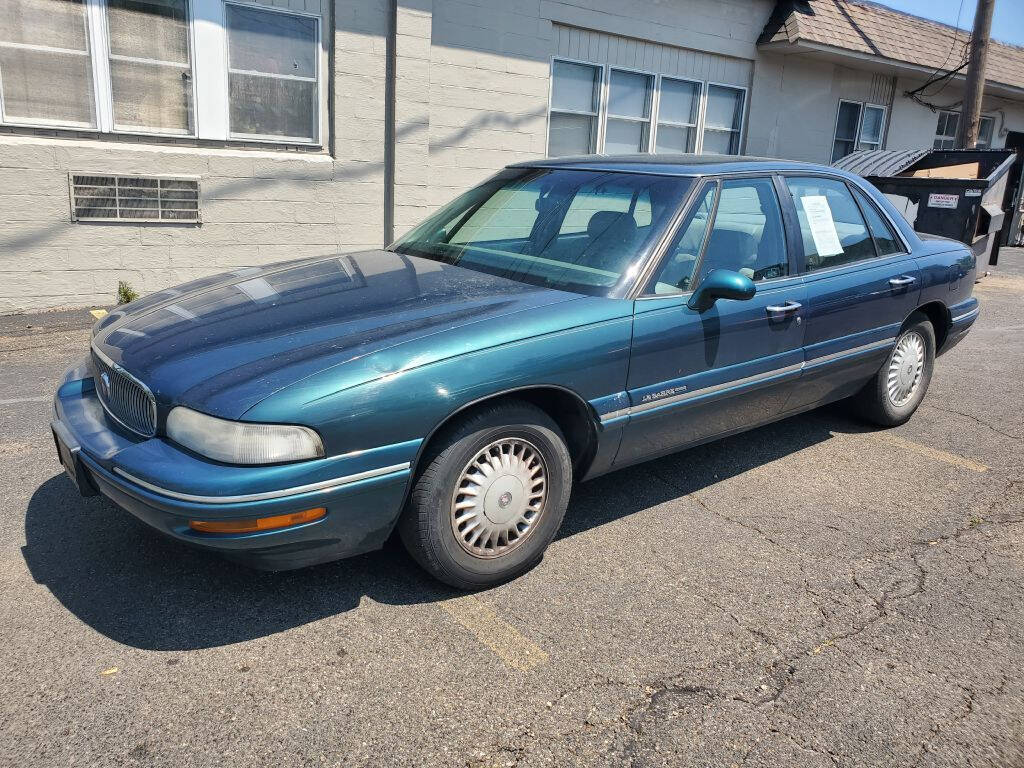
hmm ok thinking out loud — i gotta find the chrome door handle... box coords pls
[766,300,802,315]
[889,275,916,287]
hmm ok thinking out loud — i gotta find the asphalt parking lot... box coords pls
[1,252,1022,768]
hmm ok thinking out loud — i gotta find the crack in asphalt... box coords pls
[466,476,1024,767]
[922,403,1024,443]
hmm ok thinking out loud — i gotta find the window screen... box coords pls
[787,177,875,271]
[0,0,96,127]
[227,5,319,142]
[70,174,200,222]
[107,0,192,134]
[548,60,600,157]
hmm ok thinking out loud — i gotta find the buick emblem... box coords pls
[498,491,513,509]
[100,371,111,395]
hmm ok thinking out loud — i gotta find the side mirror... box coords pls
[686,269,756,312]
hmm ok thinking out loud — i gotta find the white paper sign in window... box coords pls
[799,195,844,257]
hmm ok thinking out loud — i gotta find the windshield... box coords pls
[391,168,693,297]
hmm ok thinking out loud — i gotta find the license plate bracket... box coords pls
[51,421,97,497]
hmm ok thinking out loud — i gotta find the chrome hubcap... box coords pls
[887,330,925,407]
[451,438,547,559]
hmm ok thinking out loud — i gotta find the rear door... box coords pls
[780,175,921,411]
[616,175,806,466]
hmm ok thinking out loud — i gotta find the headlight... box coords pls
[166,407,325,465]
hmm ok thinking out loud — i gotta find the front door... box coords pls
[616,176,806,467]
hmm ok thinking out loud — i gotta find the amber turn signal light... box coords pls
[189,507,326,534]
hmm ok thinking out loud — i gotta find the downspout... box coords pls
[327,1,336,158]
[383,0,398,246]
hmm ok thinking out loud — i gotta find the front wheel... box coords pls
[398,400,573,589]
[852,312,936,427]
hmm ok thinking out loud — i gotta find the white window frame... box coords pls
[652,74,703,154]
[223,0,322,145]
[0,0,323,146]
[545,57,603,155]
[546,57,748,157]
[934,110,994,149]
[0,0,99,130]
[604,66,655,154]
[831,99,887,163]
[700,81,747,156]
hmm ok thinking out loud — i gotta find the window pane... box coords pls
[658,78,699,125]
[111,60,191,132]
[853,187,903,256]
[0,0,94,126]
[860,105,884,145]
[835,101,861,141]
[650,182,716,293]
[0,47,94,125]
[699,178,787,283]
[605,118,648,154]
[1,0,87,49]
[551,60,599,114]
[978,117,993,148]
[702,128,739,155]
[548,112,595,156]
[229,73,316,140]
[832,138,855,163]
[227,5,319,141]
[702,85,743,155]
[655,123,696,153]
[107,0,188,62]
[227,5,317,79]
[107,0,191,133]
[608,70,652,119]
[787,176,875,271]
[705,85,743,130]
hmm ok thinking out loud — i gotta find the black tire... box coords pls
[852,312,936,427]
[398,400,573,590]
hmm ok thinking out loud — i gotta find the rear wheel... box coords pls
[852,312,935,427]
[399,400,572,589]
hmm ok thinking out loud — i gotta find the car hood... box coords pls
[92,250,582,419]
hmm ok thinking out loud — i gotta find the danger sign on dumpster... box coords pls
[928,193,960,209]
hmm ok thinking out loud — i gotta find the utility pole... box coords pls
[957,0,996,148]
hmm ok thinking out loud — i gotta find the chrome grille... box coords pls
[91,349,157,437]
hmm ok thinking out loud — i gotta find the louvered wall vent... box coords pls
[70,174,200,223]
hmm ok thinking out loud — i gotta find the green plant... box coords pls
[117,280,140,305]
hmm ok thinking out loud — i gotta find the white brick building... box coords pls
[2,0,1023,312]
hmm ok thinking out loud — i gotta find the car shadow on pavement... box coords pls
[22,406,860,651]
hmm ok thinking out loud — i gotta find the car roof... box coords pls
[509,153,846,178]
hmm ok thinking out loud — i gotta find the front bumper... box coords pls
[52,364,417,570]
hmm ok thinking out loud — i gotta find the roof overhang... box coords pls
[758,39,1024,101]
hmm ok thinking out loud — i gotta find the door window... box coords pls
[649,182,716,294]
[696,177,787,284]
[852,187,904,256]
[786,176,875,271]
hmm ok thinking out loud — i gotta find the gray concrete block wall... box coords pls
[0,0,393,313]
[0,136,388,312]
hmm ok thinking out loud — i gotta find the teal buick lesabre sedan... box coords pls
[52,155,980,588]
